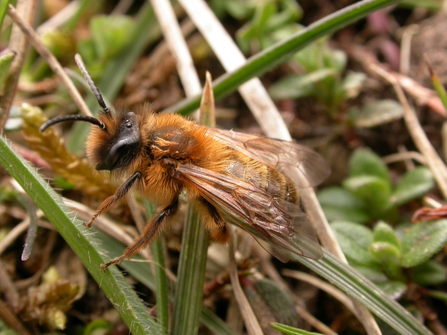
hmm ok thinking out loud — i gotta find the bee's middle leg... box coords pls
[101,195,180,269]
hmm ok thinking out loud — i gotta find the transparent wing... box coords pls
[178,164,322,262]
[208,128,330,188]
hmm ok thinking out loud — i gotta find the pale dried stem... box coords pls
[7,5,92,117]
[399,25,419,76]
[0,218,30,256]
[0,299,33,335]
[228,228,265,335]
[382,151,427,165]
[150,0,202,119]
[370,63,447,200]
[0,0,39,131]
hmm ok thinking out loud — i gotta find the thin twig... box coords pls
[370,63,447,199]
[0,299,33,335]
[382,150,427,165]
[7,5,92,117]
[0,218,30,256]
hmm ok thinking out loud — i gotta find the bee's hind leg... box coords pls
[196,197,229,243]
[101,195,180,269]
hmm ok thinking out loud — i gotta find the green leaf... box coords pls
[342,71,366,99]
[401,220,447,267]
[354,99,404,128]
[90,15,135,60]
[426,290,447,302]
[0,0,11,30]
[268,69,335,100]
[253,279,298,326]
[373,221,400,249]
[343,175,392,215]
[349,149,391,183]
[412,260,447,286]
[369,242,403,280]
[0,51,15,89]
[390,167,435,207]
[327,48,347,72]
[331,221,377,267]
[318,186,370,223]
[270,323,323,335]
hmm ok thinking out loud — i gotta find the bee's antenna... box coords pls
[40,115,106,132]
[74,53,111,115]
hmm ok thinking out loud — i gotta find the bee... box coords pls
[40,59,330,269]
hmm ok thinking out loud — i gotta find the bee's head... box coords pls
[40,54,142,172]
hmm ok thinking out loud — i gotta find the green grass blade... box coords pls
[166,0,401,116]
[0,136,162,335]
[296,251,431,335]
[171,209,209,335]
[0,0,11,30]
[145,201,170,335]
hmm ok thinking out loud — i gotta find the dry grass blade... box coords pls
[7,5,92,117]
[150,0,201,120]
[0,299,33,335]
[228,229,264,335]
[0,0,38,131]
[370,63,447,199]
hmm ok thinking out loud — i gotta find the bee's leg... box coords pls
[101,195,180,269]
[197,197,229,243]
[86,171,142,228]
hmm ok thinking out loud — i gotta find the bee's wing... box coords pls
[208,128,330,188]
[178,164,323,262]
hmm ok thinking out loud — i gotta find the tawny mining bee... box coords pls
[40,57,330,269]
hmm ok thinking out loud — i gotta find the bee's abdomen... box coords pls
[226,157,299,204]
[258,165,299,204]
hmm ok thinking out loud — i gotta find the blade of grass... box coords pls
[296,251,431,335]
[166,0,401,116]
[0,0,10,29]
[145,200,170,335]
[171,74,216,335]
[0,136,162,335]
[171,208,209,335]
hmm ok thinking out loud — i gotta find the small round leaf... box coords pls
[401,220,447,267]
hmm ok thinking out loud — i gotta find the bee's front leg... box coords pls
[86,171,142,228]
